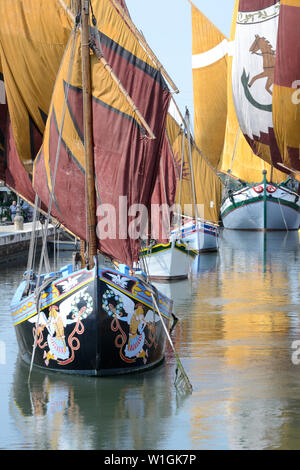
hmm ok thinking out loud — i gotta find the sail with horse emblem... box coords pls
[220,0,300,231]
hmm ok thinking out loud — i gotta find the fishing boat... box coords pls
[219,0,300,231]
[1,0,182,377]
[140,239,197,281]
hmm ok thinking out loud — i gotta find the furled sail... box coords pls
[273,0,300,173]
[191,0,228,170]
[219,0,286,185]
[0,0,73,201]
[231,0,286,173]
[33,0,171,267]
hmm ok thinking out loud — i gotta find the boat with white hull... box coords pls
[221,178,300,231]
[171,217,219,252]
[140,240,197,281]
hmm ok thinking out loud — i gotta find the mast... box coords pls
[81,0,97,268]
[185,109,200,251]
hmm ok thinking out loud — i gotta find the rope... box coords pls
[27,275,59,383]
[25,194,40,295]
[136,273,192,394]
[36,23,78,290]
[28,23,79,381]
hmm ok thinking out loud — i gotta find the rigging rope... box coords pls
[28,23,79,382]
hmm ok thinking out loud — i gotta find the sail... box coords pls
[0,0,73,201]
[219,0,286,185]
[166,111,222,224]
[273,0,300,173]
[231,0,286,173]
[33,0,171,267]
[150,131,178,243]
[191,1,228,169]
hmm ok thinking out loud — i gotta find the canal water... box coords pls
[1,230,300,450]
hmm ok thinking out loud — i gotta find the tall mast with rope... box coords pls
[81,0,97,269]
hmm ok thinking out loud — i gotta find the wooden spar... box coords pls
[81,0,97,269]
[58,0,75,21]
[58,0,156,140]
[110,0,179,94]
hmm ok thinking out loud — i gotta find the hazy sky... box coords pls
[126,0,236,125]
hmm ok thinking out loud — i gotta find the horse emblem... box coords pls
[241,34,275,112]
[248,34,276,96]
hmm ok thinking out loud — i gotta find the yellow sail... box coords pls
[219,0,286,185]
[166,110,221,224]
[191,0,228,170]
[0,0,72,173]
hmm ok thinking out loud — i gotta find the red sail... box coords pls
[33,3,171,267]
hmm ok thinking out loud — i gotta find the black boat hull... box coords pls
[11,261,173,376]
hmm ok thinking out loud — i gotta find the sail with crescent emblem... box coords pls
[231,0,285,173]
[219,0,286,185]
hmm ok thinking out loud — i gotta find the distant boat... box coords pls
[140,239,197,281]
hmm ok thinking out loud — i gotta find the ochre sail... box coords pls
[273,0,300,173]
[219,0,286,185]
[166,112,222,224]
[191,1,228,169]
[0,0,72,201]
[33,0,171,267]
[231,0,286,174]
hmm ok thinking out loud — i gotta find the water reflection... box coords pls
[3,231,300,449]
[10,356,175,450]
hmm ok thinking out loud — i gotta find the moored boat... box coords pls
[0,0,182,378]
[221,175,300,231]
[140,239,197,281]
[11,256,173,375]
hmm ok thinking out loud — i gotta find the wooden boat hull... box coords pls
[221,184,300,230]
[11,260,173,376]
[140,241,197,280]
[171,219,219,252]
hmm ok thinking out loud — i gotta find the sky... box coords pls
[126,0,236,126]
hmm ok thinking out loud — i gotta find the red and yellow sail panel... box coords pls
[34,0,171,267]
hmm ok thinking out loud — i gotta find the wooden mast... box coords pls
[81,0,97,269]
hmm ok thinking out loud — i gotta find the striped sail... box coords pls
[191,1,228,170]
